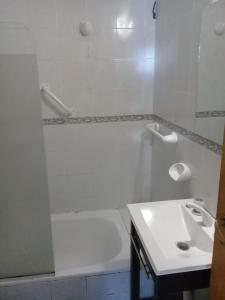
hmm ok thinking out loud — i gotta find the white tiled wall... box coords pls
[152,0,221,216]
[0,0,155,117]
[44,121,152,213]
[0,0,155,212]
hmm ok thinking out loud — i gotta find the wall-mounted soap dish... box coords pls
[146,123,178,144]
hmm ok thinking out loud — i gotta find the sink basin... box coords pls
[127,199,215,275]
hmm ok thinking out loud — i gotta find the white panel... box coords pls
[0,29,54,277]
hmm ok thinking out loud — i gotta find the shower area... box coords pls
[0,21,142,300]
[0,1,154,297]
[0,21,140,278]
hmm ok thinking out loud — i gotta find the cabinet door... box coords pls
[209,128,225,299]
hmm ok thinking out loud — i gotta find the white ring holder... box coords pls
[169,163,192,182]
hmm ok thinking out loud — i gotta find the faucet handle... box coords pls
[185,202,213,227]
[194,198,205,207]
[185,203,192,209]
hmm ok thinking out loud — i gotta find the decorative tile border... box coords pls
[43,114,154,125]
[43,114,222,155]
[152,115,222,155]
[196,111,225,118]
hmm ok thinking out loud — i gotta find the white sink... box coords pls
[127,199,215,275]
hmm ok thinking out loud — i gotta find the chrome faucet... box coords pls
[185,203,213,227]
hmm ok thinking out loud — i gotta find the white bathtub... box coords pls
[51,209,130,277]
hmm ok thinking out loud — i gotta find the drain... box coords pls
[176,242,190,251]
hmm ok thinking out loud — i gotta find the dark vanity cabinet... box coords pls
[130,222,211,300]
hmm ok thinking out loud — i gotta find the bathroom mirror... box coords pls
[195,0,225,145]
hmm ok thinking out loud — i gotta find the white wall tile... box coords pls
[48,174,97,213]
[0,0,28,25]
[0,281,51,300]
[118,124,152,204]
[88,59,117,90]
[195,117,225,146]
[59,60,89,110]
[88,30,117,60]
[114,29,147,60]
[90,89,118,116]
[86,273,129,298]
[26,0,56,30]
[87,0,119,32]
[52,277,86,300]
[33,29,59,60]
[86,271,153,300]
[45,121,152,213]
[116,60,144,90]
[55,0,85,36]
[57,35,89,61]
[114,89,145,115]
